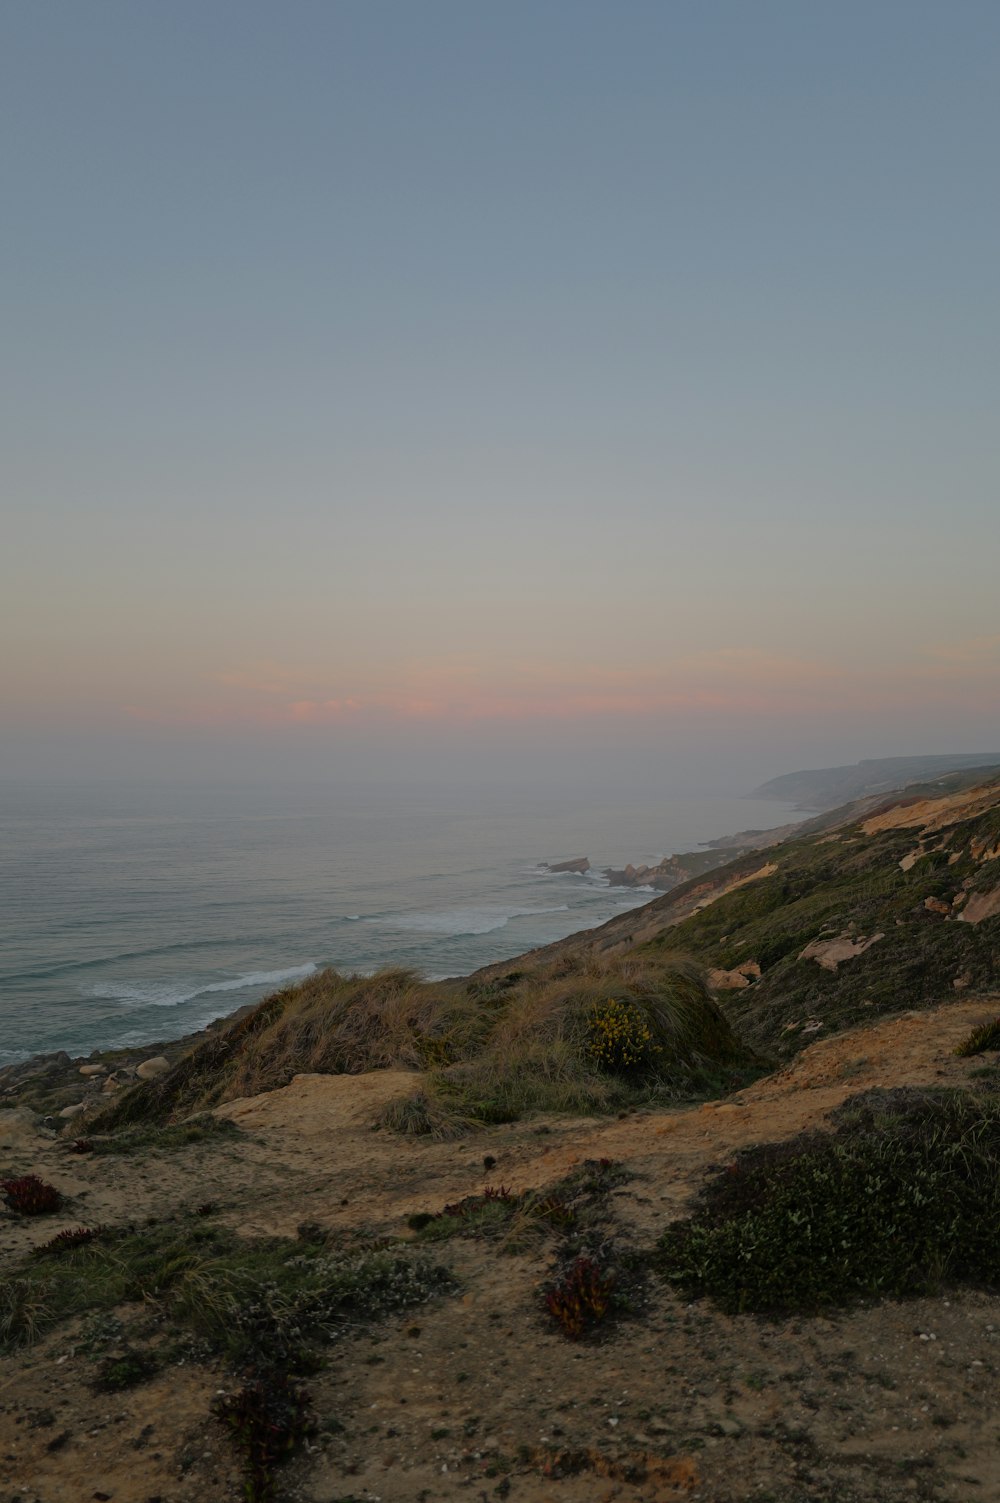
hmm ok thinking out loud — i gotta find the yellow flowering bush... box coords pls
[586,997,659,1076]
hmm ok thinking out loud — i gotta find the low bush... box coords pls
[409,1159,631,1258]
[658,1085,1000,1313]
[586,997,660,1075]
[2,1213,455,1362]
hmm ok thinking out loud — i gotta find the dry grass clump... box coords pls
[955,1016,1000,1057]
[230,968,483,1093]
[382,953,751,1134]
[92,968,483,1127]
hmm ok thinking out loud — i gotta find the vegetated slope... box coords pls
[470,769,1000,1060]
[753,753,1000,809]
[6,995,1000,1503]
[646,773,1000,1058]
[89,769,1000,1131]
[91,952,752,1132]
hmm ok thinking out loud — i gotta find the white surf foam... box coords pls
[374,904,570,937]
[88,962,318,1009]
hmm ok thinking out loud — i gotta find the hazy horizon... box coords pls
[4,2,998,784]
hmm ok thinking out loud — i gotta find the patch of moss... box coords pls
[92,1345,160,1392]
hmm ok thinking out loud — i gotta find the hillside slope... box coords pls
[474,769,1000,1060]
[753,754,1000,808]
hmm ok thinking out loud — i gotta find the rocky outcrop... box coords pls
[544,857,591,874]
[136,1056,171,1081]
[799,932,885,972]
[603,852,725,891]
[958,889,1000,925]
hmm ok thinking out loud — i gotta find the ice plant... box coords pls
[34,1226,102,1255]
[545,1256,615,1339]
[1,1175,64,1215]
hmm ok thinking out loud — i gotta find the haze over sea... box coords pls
[1,778,803,1066]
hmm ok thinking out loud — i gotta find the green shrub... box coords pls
[586,997,660,1075]
[658,1086,1000,1313]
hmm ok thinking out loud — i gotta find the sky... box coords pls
[3,1,999,792]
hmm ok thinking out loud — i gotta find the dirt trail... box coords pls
[2,997,1000,1503]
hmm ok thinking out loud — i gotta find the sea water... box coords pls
[0,779,803,1064]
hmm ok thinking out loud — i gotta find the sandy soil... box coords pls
[3,997,1000,1503]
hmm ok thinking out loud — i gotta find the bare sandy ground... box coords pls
[2,997,1000,1503]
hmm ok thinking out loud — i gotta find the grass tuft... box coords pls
[955,1017,1000,1057]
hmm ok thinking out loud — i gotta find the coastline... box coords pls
[1,789,811,1075]
[0,811,804,1121]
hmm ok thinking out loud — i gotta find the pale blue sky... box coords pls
[3,2,999,787]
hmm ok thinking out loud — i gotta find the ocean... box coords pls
[0,779,804,1065]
